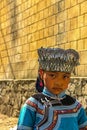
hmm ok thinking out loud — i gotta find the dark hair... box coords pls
[35,75,44,92]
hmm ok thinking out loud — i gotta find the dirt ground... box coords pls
[0,113,18,130]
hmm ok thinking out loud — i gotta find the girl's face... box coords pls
[40,70,71,95]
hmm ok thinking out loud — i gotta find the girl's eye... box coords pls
[63,75,69,79]
[49,74,56,78]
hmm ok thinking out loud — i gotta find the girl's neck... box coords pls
[42,87,66,99]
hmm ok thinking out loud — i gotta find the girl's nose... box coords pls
[54,80,63,86]
[54,77,63,85]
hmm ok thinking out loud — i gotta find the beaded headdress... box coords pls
[38,47,80,73]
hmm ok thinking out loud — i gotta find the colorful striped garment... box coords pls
[17,88,87,130]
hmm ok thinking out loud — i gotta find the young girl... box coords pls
[17,47,87,130]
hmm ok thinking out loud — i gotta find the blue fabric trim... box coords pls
[79,120,87,128]
[17,105,36,128]
[27,97,38,104]
[78,106,87,127]
[17,125,32,130]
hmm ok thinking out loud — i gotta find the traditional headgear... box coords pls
[38,47,80,73]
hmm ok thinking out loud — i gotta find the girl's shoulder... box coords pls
[25,93,44,105]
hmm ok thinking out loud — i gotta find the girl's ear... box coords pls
[38,69,44,80]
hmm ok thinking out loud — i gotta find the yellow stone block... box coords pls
[35,31,40,41]
[39,29,44,39]
[21,53,28,62]
[78,15,84,27]
[57,11,67,23]
[48,26,54,36]
[44,28,49,37]
[84,39,87,50]
[38,1,46,11]
[65,20,70,31]
[81,1,87,14]
[30,41,37,51]
[80,51,87,64]
[70,17,78,30]
[57,32,68,44]
[29,60,37,70]
[1,50,8,58]
[78,0,86,3]
[58,22,65,33]
[65,0,70,9]
[46,16,55,27]
[58,44,65,49]
[46,0,51,7]
[0,74,5,79]
[48,5,54,16]
[0,66,4,73]
[85,14,87,25]
[77,40,84,51]
[43,8,49,18]
[46,36,56,47]
[37,20,45,30]
[16,0,22,6]
[81,26,87,38]
[37,39,46,48]
[65,43,71,49]
[23,44,29,53]
[68,5,79,19]
[70,0,77,6]
[16,46,23,54]
[68,29,80,42]
[70,41,77,50]
[84,65,87,75]
[39,10,44,20]
[2,57,9,65]
[31,51,38,60]
[54,24,58,35]
[0,44,6,51]
[77,65,85,76]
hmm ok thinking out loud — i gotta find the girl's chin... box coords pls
[51,89,63,95]
[51,91,61,95]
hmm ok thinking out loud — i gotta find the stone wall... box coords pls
[0,80,36,117]
[0,78,87,117]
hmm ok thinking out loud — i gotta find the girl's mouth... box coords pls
[53,87,62,90]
